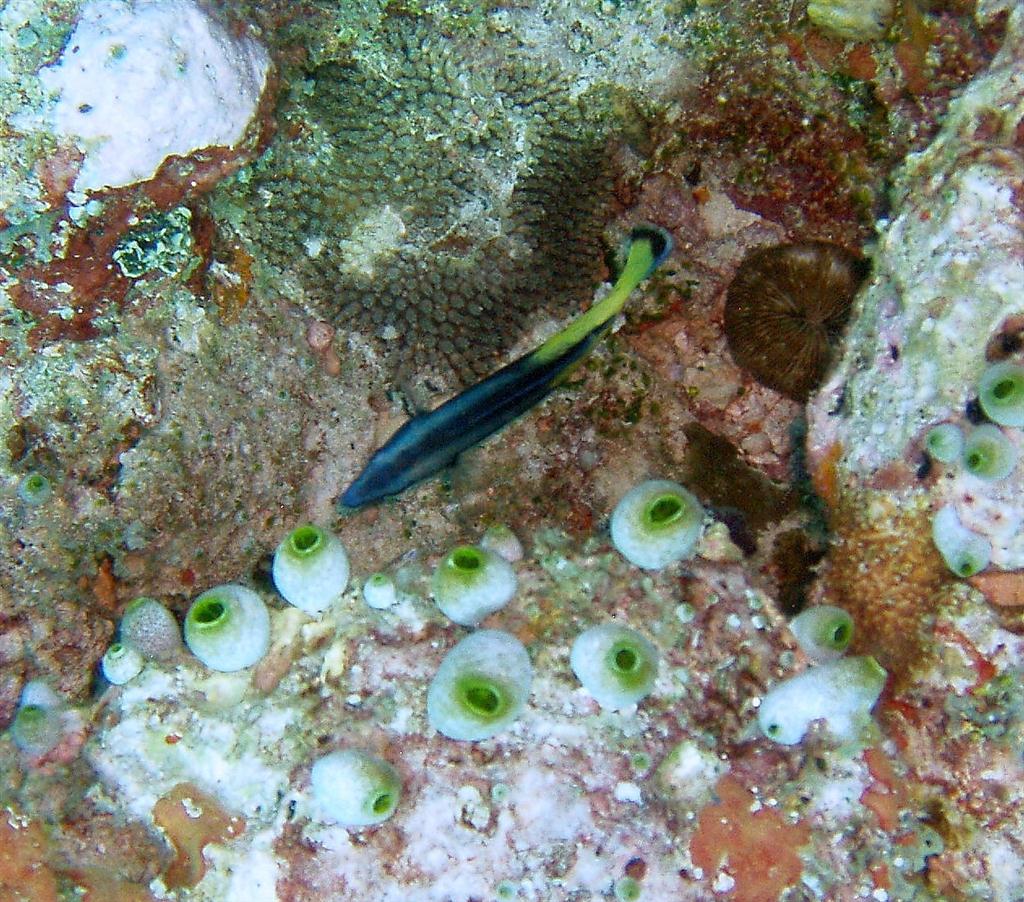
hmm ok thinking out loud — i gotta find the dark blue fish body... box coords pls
[340,226,672,508]
[341,322,609,508]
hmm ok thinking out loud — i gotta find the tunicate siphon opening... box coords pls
[645,494,684,528]
[193,599,225,625]
[463,681,502,716]
[290,525,323,554]
[993,379,1014,399]
[18,473,52,505]
[612,646,639,673]
[452,547,483,571]
[832,623,851,645]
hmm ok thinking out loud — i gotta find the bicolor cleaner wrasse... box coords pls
[340,225,674,508]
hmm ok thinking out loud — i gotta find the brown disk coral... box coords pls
[724,242,867,400]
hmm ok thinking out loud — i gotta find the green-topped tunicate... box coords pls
[610,479,704,570]
[363,572,398,610]
[924,423,963,464]
[9,682,64,758]
[978,360,1024,428]
[431,545,517,627]
[310,749,402,827]
[272,524,349,615]
[931,504,991,578]
[10,706,62,757]
[570,623,659,710]
[119,596,182,660]
[427,630,533,741]
[184,584,270,672]
[17,473,52,506]
[757,656,887,745]
[101,642,145,685]
[789,605,854,662]
[962,424,1018,481]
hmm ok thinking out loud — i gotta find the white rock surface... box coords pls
[38,0,268,192]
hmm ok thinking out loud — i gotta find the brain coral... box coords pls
[212,20,618,392]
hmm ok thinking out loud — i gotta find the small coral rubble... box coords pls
[153,782,247,891]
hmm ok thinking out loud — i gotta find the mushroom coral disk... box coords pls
[340,226,673,508]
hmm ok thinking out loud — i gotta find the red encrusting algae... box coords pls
[690,775,811,902]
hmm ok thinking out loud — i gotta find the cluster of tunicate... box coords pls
[807,0,895,42]
[17,472,52,506]
[211,17,616,390]
[7,681,75,759]
[184,583,271,672]
[101,643,145,685]
[480,524,524,563]
[931,506,991,578]
[100,595,183,686]
[977,361,1024,427]
[924,360,1024,576]
[362,572,398,610]
[762,607,886,744]
[119,596,182,661]
[424,513,667,730]
[924,423,963,464]
[427,630,534,741]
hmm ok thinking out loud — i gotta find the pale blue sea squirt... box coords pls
[340,226,673,507]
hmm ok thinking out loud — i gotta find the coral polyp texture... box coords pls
[212,20,616,392]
